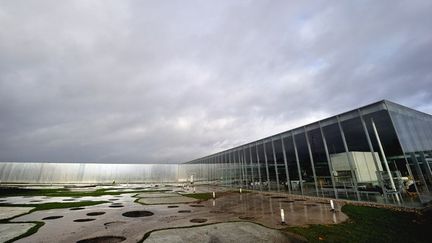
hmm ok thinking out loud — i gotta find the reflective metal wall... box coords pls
[0,162,180,183]
[387,101,432,194]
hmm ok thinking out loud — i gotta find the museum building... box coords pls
[184,100,432,205]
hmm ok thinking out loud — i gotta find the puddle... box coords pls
[70,207,85,211]
[239,216,255,220]
[178,210,191,213]
[76,236,126,243]
[209,210,224,214]
[104,221,126,227]
[189,204,205,208]
[63,199,76,201]
[74,218,96,222]
[122,211,154,218]
[190,218,208,223]
[108,199,119,201]
[167,205,179,208]
[87,212,106,216]
[43,216,64,220]
[270,196,286,199]
[109,203,124,208]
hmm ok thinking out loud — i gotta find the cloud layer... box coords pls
[1,0,431,163]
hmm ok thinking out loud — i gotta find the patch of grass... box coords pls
[30,200,108,211]
[229,189,251,193]
[183,193,213,201]
[286,205,432,243]
[0,187,61,197]
[0,201,108,222]
[0,200,108,242]
[4,221,45,243]
[0,187,162,198]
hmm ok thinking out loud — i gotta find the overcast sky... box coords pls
[1,0,431,163]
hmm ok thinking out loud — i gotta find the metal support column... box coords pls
[371,118,400,196]
[304,127,319,197]
[263,141,271,191]
[255,143,263,191]
[319,122,339,199]
[224,154,227,185]
[236,150,240,187]
[241,150,245,187]
[292,132,304,195]
[337,116,361,201]
[226,152,230,186]
[280,135,292,193]
[420,151,432,187]
[271,138,280,191]
[249,145,255,189]
[241,147,247,188]
[410,153,430,193]
[358,111,388,201]
[228,151,233,187]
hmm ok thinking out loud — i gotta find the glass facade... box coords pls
[184,100,432,206]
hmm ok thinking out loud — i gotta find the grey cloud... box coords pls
[0,0,431,163]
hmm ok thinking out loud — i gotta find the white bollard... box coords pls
[280,208,285,224]
[213,192,216,199]
[240,188,242,193]
[193,187,196,193]
[330,199,335,211]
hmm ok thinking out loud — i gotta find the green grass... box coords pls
[0,187,163,198]
[183,193,214,200]
[4,221,45,243]
[229,189,251,193]
[0,200,109,242]
[0,201,108,222]
[286,205,432,243]
[25,201,107,211]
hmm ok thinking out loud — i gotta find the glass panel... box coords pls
[341,117,385,202]
[256,142,266,190]
[363,110,415,204]
[282,135,301,195]
[273,138,287,191]
[307,127,334,198]
[264,140,277,190]
[295,132,315,196]
[322,122,357,200]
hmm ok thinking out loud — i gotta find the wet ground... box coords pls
[0,184,347,243]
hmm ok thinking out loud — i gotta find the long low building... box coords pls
[184,100,432,205]
[0,163,182,183]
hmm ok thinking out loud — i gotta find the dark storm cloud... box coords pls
[1,0,431,163]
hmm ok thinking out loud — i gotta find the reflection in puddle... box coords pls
[76,236,126,243]
[200,192,347,227]
[73,218,95,222]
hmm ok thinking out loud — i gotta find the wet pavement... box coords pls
[0,207,34,220]
[144,222,303,243]
[0,223,36,243]
[1,185,347,242]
